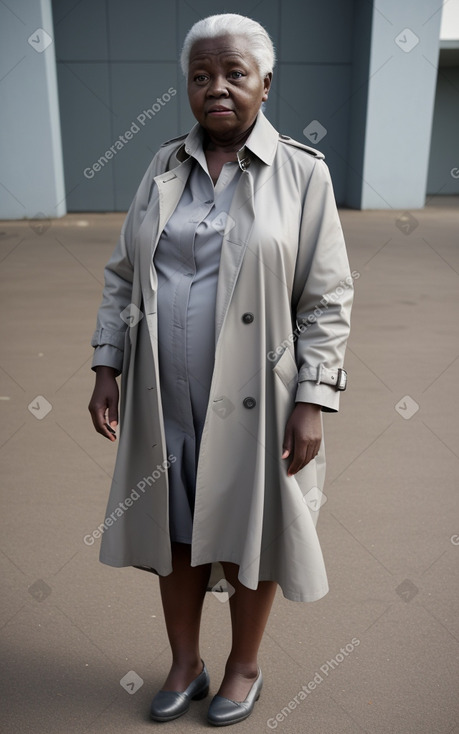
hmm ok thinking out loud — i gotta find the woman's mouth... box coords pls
[207,107,233,116]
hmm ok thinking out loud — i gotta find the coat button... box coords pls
[243,397,256,409]
[242,312,254,324]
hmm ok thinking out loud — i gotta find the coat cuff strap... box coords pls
[298,365,347,391]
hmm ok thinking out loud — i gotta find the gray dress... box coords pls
[153,148,241,543]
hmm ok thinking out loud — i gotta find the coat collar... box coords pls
[174,109,279,172]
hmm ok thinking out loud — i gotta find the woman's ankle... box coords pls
[161,657,204,691]
[223,659,259,679]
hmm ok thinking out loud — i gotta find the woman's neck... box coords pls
[203,121,255,154]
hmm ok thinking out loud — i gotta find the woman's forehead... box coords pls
[189,35,249,65]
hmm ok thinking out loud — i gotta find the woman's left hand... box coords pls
[281,402,322,476]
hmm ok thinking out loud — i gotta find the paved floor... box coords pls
[1,199,458,734]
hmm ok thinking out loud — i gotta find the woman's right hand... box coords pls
[88,366,119,441]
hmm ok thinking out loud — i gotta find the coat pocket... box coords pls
[272,347,298,391]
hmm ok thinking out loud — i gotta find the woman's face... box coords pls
[187,33,271,144]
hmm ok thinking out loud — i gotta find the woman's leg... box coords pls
[159,542,211,691]
[218,562,277,701]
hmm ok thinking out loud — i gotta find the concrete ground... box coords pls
[1,198,458,734]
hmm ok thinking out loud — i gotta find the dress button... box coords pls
[243,397,256,409]
[242,312,254,324]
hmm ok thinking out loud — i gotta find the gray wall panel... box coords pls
[345,0,372,208]
[110,62,180,209]
[57,63,115,210]
[426,68,459,196]
[278,64,352,204]
[280,0,354,63]
[53,0,108,61]
[108,0,177,61]
[176,73,196,136]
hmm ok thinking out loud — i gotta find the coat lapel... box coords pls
[155,167,190,243]
[214,170,256,345]
[139,158,193,301]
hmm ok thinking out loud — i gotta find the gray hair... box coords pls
[180,13,276,79]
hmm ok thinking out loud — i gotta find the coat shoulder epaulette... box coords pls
[160,132,188,148]
[278,134,325,160]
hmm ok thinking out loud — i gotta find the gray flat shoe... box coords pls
[207,668,263,726]
[150,661,210,722]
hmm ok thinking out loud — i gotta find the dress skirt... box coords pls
[153,157,241,543]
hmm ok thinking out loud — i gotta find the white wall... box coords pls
[0,0,66,219]
[440,0,459,39]
[358,0,443,209]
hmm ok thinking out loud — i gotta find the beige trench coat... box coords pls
[91,111,353,602]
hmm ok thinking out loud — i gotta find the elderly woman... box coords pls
[89,12,352,727]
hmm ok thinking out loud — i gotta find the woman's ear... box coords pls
[262,73,272,101]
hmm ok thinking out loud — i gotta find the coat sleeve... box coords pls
[292,158,353,412]
[90,157,161,374]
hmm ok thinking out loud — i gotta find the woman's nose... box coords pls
[206,75,229,97]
